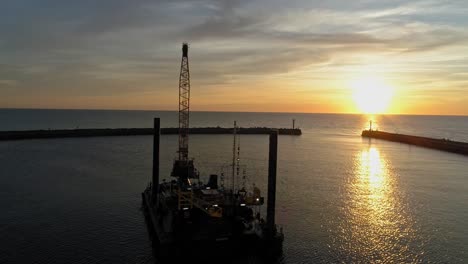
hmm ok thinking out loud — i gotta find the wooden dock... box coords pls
[362,130,468,156]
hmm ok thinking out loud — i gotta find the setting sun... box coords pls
[351,76,393,114]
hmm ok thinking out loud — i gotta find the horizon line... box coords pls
[1,107,467,117]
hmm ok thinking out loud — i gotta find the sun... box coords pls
[351,75,393,114]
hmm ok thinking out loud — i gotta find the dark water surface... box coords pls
[0,109,467,263]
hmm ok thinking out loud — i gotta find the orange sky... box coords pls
[1,1,467,115]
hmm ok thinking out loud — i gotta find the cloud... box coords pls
[0,0,467,113]
[0,79,19,87]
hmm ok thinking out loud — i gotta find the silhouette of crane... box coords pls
[171,43,198,181]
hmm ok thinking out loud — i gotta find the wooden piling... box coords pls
[267,130,278,236]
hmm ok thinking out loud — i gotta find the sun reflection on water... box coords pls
[360,147,385,190]
[355,147,393,238]
[336,146,422,262]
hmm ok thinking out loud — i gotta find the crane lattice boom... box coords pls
[171,43,198,180]
[178,43,190,161]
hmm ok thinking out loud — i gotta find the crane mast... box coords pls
[171,43,198,181]
[178,43,190,161]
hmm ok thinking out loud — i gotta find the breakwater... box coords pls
[362,130,468,156]
[0,127,301,141]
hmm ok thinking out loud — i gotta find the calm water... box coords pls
[0,109,467,263]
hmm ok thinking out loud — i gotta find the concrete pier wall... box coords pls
[0,127,301,141]
[362,130,468,156]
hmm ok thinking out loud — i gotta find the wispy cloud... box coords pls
[0,0,467,113]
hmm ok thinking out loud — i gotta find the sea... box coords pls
[0,109,467,263]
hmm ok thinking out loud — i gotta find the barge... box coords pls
[142,118,284,260]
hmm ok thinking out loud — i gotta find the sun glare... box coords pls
[351,76,393,114]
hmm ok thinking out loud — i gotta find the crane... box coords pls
[171,43,198,181]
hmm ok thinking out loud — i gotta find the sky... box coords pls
[1,0,467,115]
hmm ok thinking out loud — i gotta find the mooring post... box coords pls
[267,130,278,237]
[152,118,160,206]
